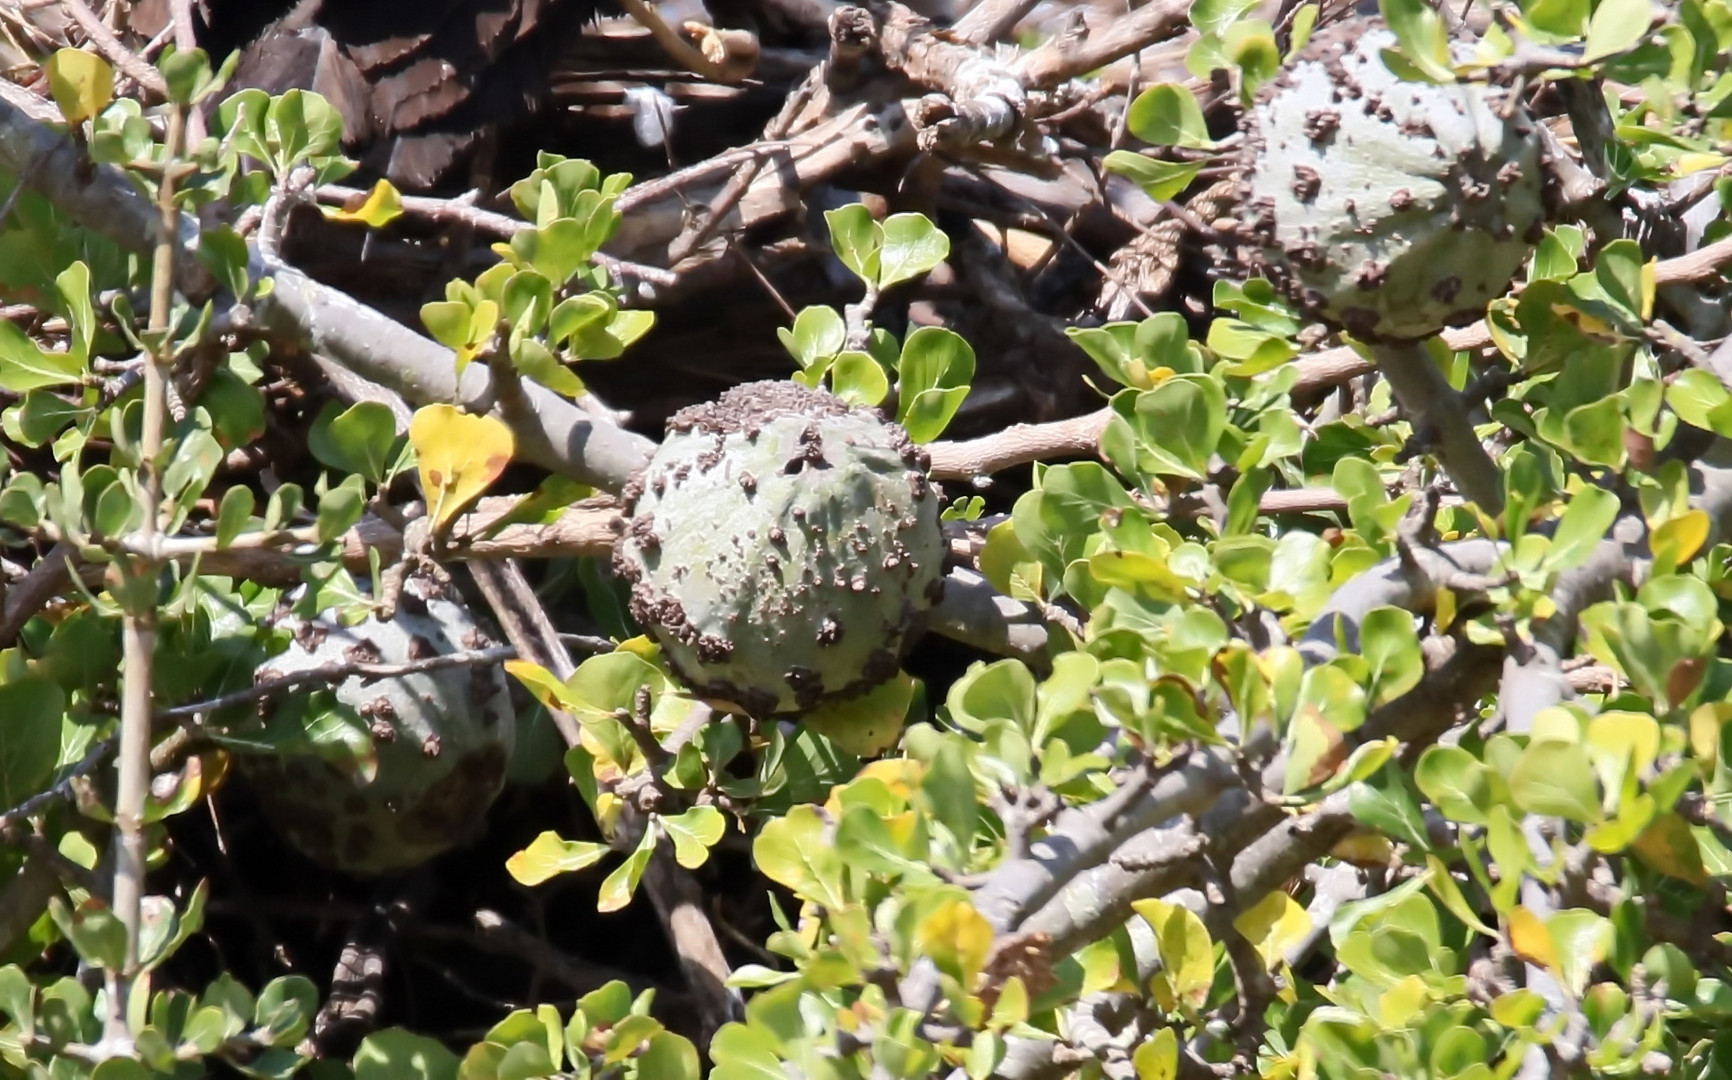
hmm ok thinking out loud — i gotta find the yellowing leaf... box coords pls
[1377,973,1428,1027]
[1131,899,1214,1013]
[46,49,113,126]
[1234,890,1311,971]
[1506,905,1556,971]
[1675,152,1728,176]
[1651,509,1709,569]
[321,179,405,228]
[1330,833,1393,868]
[915,900,993,988]
[408,404,515,530]
[505,658,579,715]
[1132,1027,1178,1080]
[1689,703,1731,770]
[506,830,607,886]
[1433,587,1457,633]
[801,672,915,757]
[1631,812,1708,885]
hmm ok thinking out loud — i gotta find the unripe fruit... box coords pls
[612,381,947,715]
[1236,16,1547,342]
[240,573,515,876]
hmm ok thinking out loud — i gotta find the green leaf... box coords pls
[752,804,846,909]
[709,1023,787,1080]
[1224,20,1281,93]
[1560,395,1626,467]
[0,678,65,807]
[0,321,85,392]
[898,326,974,442]
[1358,607,1424,706]
[878,214,950,288]
[254,975,318,1045]
[825,204,881,286]
[1125,84,1213,148]
[1105,377,1227,481]
[308,401,400,485]
[1348,764,1433,852]
[315,473,366,543]
[1523,0,1588,39]
[779,305,846,370]
[828,350,890,409]
[158,45,213,107]
[420,300,472,351]
[596,824,656,913]
[1379,0,1456,80]
[1508,741,1603,823]
[511,335,587,398]
[1544,485,1618,573]
[1103,152,1201,202]
[49,896,126,970]
[661,806,725,869]
[353,1029,461,1080]
[1414,745,1499,824]
[1584,0,1651,59]
[198,225,252,298]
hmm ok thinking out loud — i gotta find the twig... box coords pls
[103,94,186,1054]
[157,646,516,721]
[1369,341,1504,515]
[1015,0,1192,90]
[311,184,678,288]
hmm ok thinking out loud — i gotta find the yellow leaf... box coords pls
[321,179,405,229]
[1506,905,1556,971]
[1377,973,1428,1027]
[409,404,515,530]
[800,672,916,757]
[1651,509,1709,569]
[1131,1027,1179,1080]
[505,830,606,886]
[915,899,993,988]
[504,658,576,714]
[1639,256,1656,321]
[1131,899,1214,1013]
[1233,890,1312,971]
[46,49,113,126]
[1688,703,1731,770]
[1675,152,1728,176]
[1433,586,1457,633]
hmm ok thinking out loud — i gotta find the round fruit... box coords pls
[612,381,947,715]
[239,573,515,876]
[1236,16,1547,342]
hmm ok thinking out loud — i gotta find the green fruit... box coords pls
[612,381,947,715]
[239,573,515,876]
[1235,16,1547,342]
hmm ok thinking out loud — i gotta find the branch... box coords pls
[0,96,659,493]
[1369,342,1504,515]
[1014,0,1193,90]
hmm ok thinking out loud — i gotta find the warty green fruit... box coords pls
[1235,15,1548,342]
[611,380,948,716]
